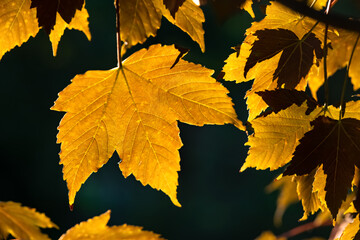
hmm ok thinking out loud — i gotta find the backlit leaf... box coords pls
[296,168,327,220]
[59,210,164,240]
[30,0,84,33]
[0,0,90,60]
[241,103,322,171]
[0,0,39,60]
[0,201,57,240]
[223,34,308,120]
[52,44,241,207]
[49,7,91,56]
[308,29,360,97]
[162,0,205,52]
[118,0,163,51]
[256,89,318,116]
[119,0,205,53]
[163,0,185,18]
[284,116,360,218]
[247,1,326,40]
[245,28,323,89]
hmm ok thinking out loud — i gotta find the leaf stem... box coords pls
[323,24,329,108]
[115,0,122,68]
[339,33,360,119]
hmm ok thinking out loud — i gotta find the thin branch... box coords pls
[115,0,122,68]
[339,33,360,119]
[277,219,332,239]
[276,0,360,33]
[324,24,329,108]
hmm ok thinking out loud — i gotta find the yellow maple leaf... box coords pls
[50,7,91,56]
[162,0,205,52]
[0,201,57,240]
[0,0,90,60]
[308,29,360,97]
[247,1,327,40]
[118,0,163,51]
[240,103,322,171]
[59,210,164,240]
[119,0,205,53]
[296,168,327,221]
[0,0,39,60]
[52,44,242,207]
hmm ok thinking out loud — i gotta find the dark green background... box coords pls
[1,0,359,239]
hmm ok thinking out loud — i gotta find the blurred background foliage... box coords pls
[1,0,359,239]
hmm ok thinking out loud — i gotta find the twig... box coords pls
[115,0,122,68]
[277,219,332,238]
[324,23,329,108]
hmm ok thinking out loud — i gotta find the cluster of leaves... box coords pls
[222,0,360,238]
[0,201,163,240]
[1,0,360,239]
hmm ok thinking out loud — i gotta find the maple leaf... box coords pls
[49,7,91,56]
[245,28,323,89]
[308,29,360,97]
[284,116,360,218]
[296,168,327,220]
[30,0,84,33]
[163,0,185,18]
[0,201,57,240]
[241,103,322,171]
[256,89,318,116]
[51,44,242,207]
[0,0,90,60]
[59,210,164,240]
[119,0,205,53]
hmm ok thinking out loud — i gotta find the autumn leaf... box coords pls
[52,44,242,207]
[283,116,360,218]
[0,0,90,60]
[119,0,205,53]
[163,0,185,18]
[296,168,327,220]
[49,7,91,56]
[59,210,164,240]
[30,0,84,33]
[161,0,205,52]
[0,201,57,240]
[241,103,322,171]
[308,29,360,97]
[256,89,318,116]
[246,1,327,40]
[245,28,323,89]
[118,0,163,52]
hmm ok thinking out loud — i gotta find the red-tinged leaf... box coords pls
[31,0,84,33]
[245,29,323,89]
[284,116,360,218]
[163,0,186,18]
[256,89,318,115]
